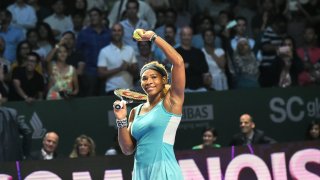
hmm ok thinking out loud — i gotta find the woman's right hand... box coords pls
[113,100,127,120]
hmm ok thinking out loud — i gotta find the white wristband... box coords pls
[116,118,128,128]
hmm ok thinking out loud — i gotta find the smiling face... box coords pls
[43,132,59,154]
[202,130,216,146]
[240,114,255,134]
[141,69,166,96]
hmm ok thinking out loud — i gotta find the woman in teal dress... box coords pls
[113,29,185,180]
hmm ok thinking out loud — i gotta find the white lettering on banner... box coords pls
[271,153,287,180]
[182,105,213,122]
[72,172,91,180]
[269,96,320,123]
[2,149,319,179]
[289,149,320,180]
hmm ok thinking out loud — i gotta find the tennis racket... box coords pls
[113,88,147,109]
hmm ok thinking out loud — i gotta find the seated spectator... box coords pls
[305,120,320,141]
[230,38,260,88]
[296,26,320,86]
[11,52,45,102]
[0,105,32,162]
[46,44,79,100]
[192,127,221,150]
[69,134,96,158]
[230,113,276,146]
[26,28,48,62]
[27,0,52,22]
[29,132,60,160]
[105,134,122,156]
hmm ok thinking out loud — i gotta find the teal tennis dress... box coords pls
[131,100,183,180]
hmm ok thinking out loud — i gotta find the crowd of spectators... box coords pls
[0,0,319,103]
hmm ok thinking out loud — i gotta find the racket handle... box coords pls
[114,100,127,109]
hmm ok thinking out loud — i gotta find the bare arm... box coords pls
[113,102,136,155]
[13,79,33,102]
[71,67,79,96]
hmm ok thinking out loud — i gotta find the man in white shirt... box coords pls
[97,23,138,95]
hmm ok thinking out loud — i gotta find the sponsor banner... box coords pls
[0,141,319,180]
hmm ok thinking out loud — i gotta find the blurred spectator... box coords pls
[154,9,166,29]
[153,24,179,69]
[305,120,320,141]
[0,105,32,162]
[87,0,106,11]
[26,28,48,61]
[176,26,209,92]
[120,0,150,54]
[97,23,137,95]
[259,14,287,87]
[230,113,276,146]
[251,0,276,40]
[230,17,255,52]
[0,9,25,63]
[44,0,74,40]
[201,28,228,90]
[0,67,10,103]
[76,7,111,96]
[46,44,79,100]
[189,0,230,22]
[108,0,156,29]
[192,127,221,150]
[29,131,60,160]
[170,0,191,28]
[0,37,11,82]
[27,0,52,22]
[7,0,37,32]
[105,134,122,155]
[274,36,303,88]
[70,10,86,37]
[135,41,154,90]
[155,8,180,44]
[36,22,55,55]
[145,0,170,12]
[296,0,320,43]
[61,31,85,97]
[69,134,96,158]
[192,15,222,49]
[297,26,320,86]
[230,38,260,88]
[11,52,45,103]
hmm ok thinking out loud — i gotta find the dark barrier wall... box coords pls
[0,141,319,179]
[4,86,320,156]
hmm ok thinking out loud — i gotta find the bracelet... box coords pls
[55,44,60,49]
[116,118,128,128]
[150,34,157,42]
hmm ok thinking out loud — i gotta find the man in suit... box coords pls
[0,105,32,162]
[230,113,276,146]
[29,131,60,160]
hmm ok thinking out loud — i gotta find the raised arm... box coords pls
[136,29,185,101]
